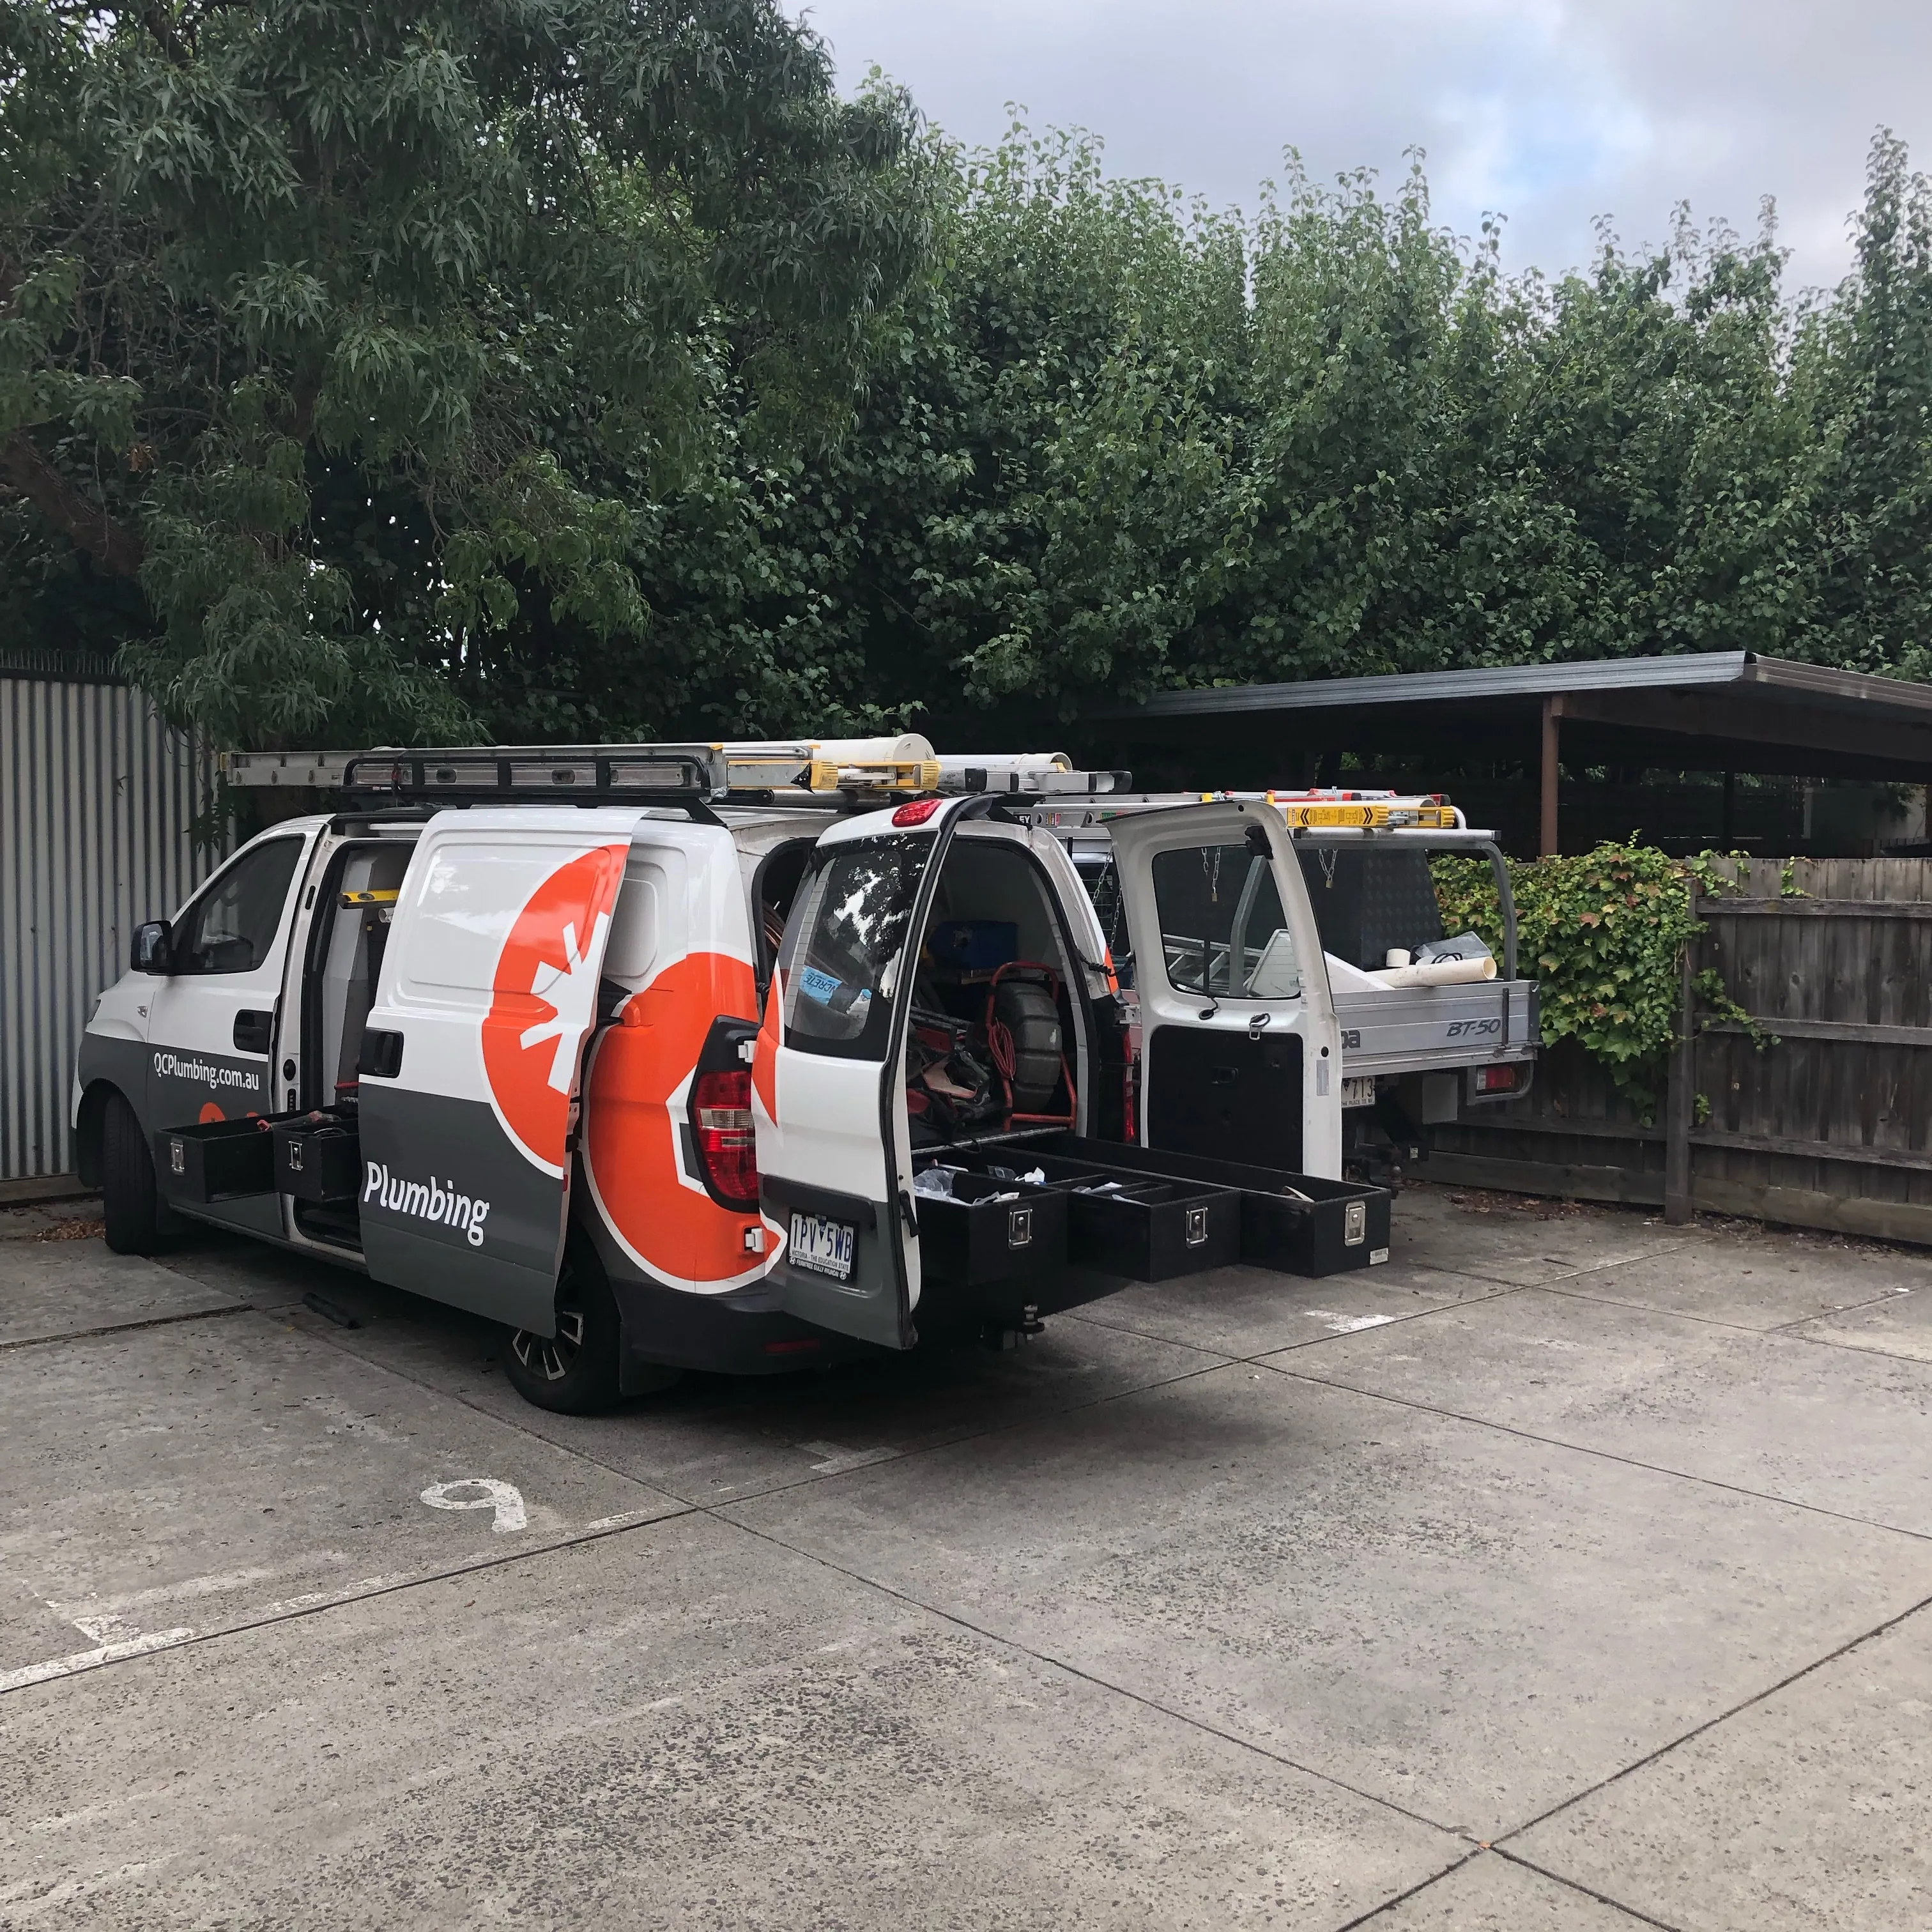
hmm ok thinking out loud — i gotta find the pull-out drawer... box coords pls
[1035,1135,1392,1277]
[942,1147,1241,1282]
[271,1115,362,1204]
[155,1114,280,1204]
[1062,1177,1240,1280]
[914,1170,1068,1286]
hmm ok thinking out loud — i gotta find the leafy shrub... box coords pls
[1432,840,1754,1116]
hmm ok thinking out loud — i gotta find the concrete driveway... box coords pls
[3,1185,1929,1929]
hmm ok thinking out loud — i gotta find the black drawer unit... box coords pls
[914,1170,1068,1286]
[271,1115,362,1204]
[154,1115,279,1204]
[1064,1178,1240,1280]
[942,1147,1241,1282]
[1034,1135,1391,1277]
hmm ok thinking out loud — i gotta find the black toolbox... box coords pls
[914,1169,1068,1286]
[1064,1178,1240,1280]
[270,1114,362,1204]
[1037,1135,1391,1277]
[155,1115,279,1204]
[949,1147,1241,1281]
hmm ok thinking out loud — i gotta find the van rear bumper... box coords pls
[610,1276,873,1383]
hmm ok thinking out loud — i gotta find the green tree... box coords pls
[1789,132,1932,680]
[0,0,933,744]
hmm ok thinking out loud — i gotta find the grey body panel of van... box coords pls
[146,1042,273,1124]
[144,1041,283,1236]
[357,1089,565,1333]
[77,1032,150,1114]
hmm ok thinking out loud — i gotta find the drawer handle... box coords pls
[1184,1206,1209,1246]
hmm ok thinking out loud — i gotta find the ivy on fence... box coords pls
[1432,840,1764,1118]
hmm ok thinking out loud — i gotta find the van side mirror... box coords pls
[130,921,173,974]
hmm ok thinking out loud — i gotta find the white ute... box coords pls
[1027,788,1541,1185]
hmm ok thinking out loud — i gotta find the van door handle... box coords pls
[233,1009,273,1054]
[359,1028,404,1079]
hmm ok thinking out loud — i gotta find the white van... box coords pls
[76,740,1385,1412]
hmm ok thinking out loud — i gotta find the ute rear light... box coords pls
[1473,1064,1518,1094]
[693,1067,760,1207]
[891,797,944,826]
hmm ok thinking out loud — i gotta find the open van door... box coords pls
[1105,801,1342,1179]
[752,797,977,1349]
[357,808,641,1333]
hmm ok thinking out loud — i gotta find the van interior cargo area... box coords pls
[898,840,1085,1151]
[287,836,418,1248]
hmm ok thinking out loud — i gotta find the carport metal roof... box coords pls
[1078,652,1932,855]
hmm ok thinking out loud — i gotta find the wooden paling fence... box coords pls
[1417,857,1932,1245]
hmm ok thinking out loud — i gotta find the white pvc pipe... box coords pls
[1363,955,1498,988]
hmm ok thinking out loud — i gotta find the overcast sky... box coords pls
[791,1,1932,293]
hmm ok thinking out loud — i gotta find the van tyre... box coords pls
[102,1089,176,1255]
[506,1242,627,1414]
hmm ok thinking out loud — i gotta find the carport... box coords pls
[1075,652,1932,855]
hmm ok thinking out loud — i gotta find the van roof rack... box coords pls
[221,739,1132,805]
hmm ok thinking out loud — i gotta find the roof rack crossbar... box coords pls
[223,744,1132,804]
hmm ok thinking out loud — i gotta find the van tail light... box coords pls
[693,1068,760,1206]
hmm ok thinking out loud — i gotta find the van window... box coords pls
[1150,844,1300,999]
[778,838,927,1057]
[174,838,302,974]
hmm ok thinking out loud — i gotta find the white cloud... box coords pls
[792,0,1932,288]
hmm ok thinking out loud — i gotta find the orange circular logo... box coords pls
[481,845,629,1173]
[583,950,760,1287]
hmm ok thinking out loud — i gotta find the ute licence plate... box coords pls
[1341,1075,1377,1108]
[790,1211,855,1283]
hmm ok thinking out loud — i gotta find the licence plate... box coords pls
[1341,1075,1377,1109]
[789,1211,855,1282]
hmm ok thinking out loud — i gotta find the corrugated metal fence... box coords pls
[1,656,223,1181]
[1418,857,1932,1245]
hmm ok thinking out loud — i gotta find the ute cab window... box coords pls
[1150,834,1301,1000]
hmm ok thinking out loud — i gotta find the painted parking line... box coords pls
[1,1503,687,1697]
[798,1439,904,1475]
[1,1628,197,1693]
[46,1554,353,1623]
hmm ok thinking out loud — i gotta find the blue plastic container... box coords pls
[928,919,1018,970]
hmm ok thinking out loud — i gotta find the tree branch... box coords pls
[1,433,144,576]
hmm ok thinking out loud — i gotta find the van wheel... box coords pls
[505,1243,625,1414]
[101,1090,176,1255]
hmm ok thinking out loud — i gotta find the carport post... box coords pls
[1664,882,1698,1225]
[1539,696,1562,857]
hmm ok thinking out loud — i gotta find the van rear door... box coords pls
[1104,801,1342,1178]
[752,798,976,1349]
[356,808,640,1333]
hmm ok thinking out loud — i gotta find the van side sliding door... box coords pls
[357,807,642,1334]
